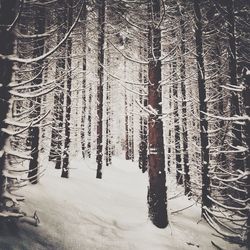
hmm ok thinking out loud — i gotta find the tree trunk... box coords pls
[96,0,106,179]
[0,0,17,200]
[124,60,130,160]
[87,83,92,158]
[28,2,46,184]
[49,2,67,169]
[105,44,112,166]
[179,3,191,195]
[172,54,183,185]
[61,0,73,178]
[194,0,211,214]
[138,43,148,172]
[242,68,250,250]
[226,0,243,172]
[81,1,87,159]
[147,0,168,229]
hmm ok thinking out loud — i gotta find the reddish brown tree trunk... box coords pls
[147,0,168,229]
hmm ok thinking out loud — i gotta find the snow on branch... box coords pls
[5,110,50,128]
[0,1,85,63]
[108,39,148,65]
[201,111,250,122]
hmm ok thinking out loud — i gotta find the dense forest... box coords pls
[0,0,249,249]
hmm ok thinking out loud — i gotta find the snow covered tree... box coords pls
[0,0,23,217]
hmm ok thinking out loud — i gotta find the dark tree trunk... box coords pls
[138,44,148,173]
[96,0,106,179]
[226,0,243,171]
[194,0,211,214]
[0,0,17,200]
[105,45,112,166]
[179,4,191,195]
[242,69,250,250]
[129,89,135,161]
[147,0,168,229]
[172,56,183,185]
[87,83,92,158]
[124,60,130,160]
[81,1,87,159]
[49,2,67,169]
[61,0,73,178]
[28,2,46,184]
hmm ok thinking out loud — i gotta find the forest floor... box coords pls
[0,156,245,250]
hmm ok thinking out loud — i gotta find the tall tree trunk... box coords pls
[194,0,211,214]
[172,54,183,185]
[96,0,106,179]
[124,60,130,160]
[0,0,17,201]
[87,83,92,158]
[226,0,243,171]
[81,1,87,159]
[28,2,46,184]
[242,69,250,250]
[178,3,191,195]
[49,2,67,169]
[130,86,135,162]
[105,44,111,166]
[61,0,73,178]
[147,0,168,229]
[138,43,148,172]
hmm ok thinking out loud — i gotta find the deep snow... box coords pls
[0,156,245,250]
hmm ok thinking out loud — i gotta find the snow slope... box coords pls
[0,157,245,250]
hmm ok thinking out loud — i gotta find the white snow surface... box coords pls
[0,157,245,250]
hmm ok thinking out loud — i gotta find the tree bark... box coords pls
[179,3,191,195]
[81,1,87,159]
[28,2,46,184]
[49,2,67,169]
[61,0,73,178]
[147,0,168,229]
[226,0,244,172]
[96,0,106,179]
[172,53,183,185]
[0,0,17,200]
[194,0,211,214]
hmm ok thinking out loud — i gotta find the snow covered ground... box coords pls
[0,157,245,250]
